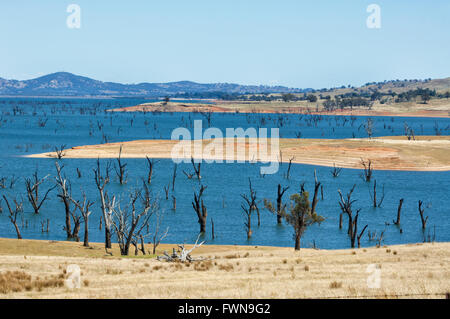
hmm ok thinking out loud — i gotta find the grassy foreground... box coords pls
[0,238,449,299]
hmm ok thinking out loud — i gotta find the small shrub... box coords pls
[218,263,234,272]
[194,260,213,271]
[329,281,343,289]
[224,254,240,259]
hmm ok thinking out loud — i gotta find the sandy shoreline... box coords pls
[0,238,448,298]
[27,136,450,172]
[108,101,450,118]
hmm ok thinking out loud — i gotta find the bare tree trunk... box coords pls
[63,197,72,238]
[172,164,177,191]
[294,232,301,251]
[418,200,428,230]
[83,217,89,247]
[172,195,176,210]
[393,198,404,225]
[373,180,377,208]
[192,185,207,233]
[311,170,321,214]
[276,184,289,224]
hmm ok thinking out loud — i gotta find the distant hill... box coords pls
[318,77,450,96]
[0,72,306,97]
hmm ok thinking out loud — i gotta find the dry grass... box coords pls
[0,239,449,299]
[0,270,65,294]
[28,136,450,171]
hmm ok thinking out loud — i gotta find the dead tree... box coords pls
[311,169,321,214]
[163,183,170,200]
[111,189,156,256]
[357,224,368,248]
[54,144,67,159]
[71,194,94,247]
[145,157,158,184]
[40,219,50,233]
[338,184,359,241]
[274,184,289,224]
[393,198,404,225]
[55,163,74,238]
[114,145,128,185]
[360,159,373,182]
[93,159,113,249]
[172,164,177,191]
[2,195,23,239]
[183,170,194,179]
[8,175,18,189]
[151,209,169,255]
[192,185,207,233]
[25,170,56,214]
[369,180,386,208]
[365,118,374,138]
[172,195,176,211]
[331,163,342,178]
[300,182,306,194]
[157,234,205,262]
[190,157,201,179]
[285,157,294,179]
[241,179,260,238]
[200,111,212,127]
[70,208,82,241]
[376,230,385,247]
[347,209,363,248]
[418,200,428,230]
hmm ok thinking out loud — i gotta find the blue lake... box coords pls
[0,97,449,249]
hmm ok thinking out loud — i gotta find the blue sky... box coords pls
[0,0,449,88]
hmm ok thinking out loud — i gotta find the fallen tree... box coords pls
[157,235,206,262]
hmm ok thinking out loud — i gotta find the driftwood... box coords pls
[157,235,206,262]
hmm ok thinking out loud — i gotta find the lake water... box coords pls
[0,97,449,249]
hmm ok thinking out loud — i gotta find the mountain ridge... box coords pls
[0,72,307,97]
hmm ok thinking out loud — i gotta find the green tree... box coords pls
[281,192,324,251]
[306,94,318,103]
[421,91,431,104]
[281,93,295,102]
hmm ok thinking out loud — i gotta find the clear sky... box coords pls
[0,0,449,89]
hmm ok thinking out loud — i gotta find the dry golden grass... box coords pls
[0,270,65,294]
[28,136,450,171]
[0,238,449,299]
